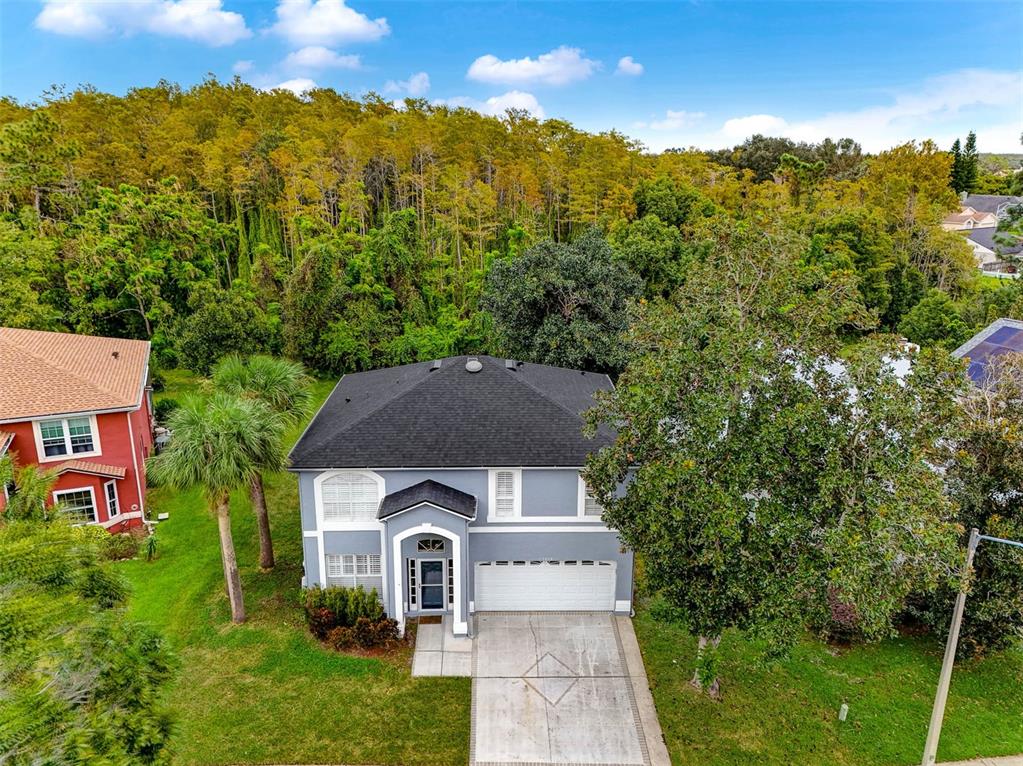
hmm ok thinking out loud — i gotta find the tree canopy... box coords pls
[583,221,964,692]
[483,228,643,373]
[0,82,991,378]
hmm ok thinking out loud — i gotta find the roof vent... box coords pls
[430,359,442,371]
[465,358,483,373]
[505,359,516,370]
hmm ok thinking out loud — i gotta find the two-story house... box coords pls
[0,327,154,531]
[288,355,633,637]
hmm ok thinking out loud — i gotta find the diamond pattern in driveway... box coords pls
[470,613,649,766]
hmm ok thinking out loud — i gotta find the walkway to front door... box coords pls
[470,612,662,766]
[411,615,472,677]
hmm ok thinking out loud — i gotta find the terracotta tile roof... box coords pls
[56,460,127,479]
[0,328,150,421]
[0,431,13,456]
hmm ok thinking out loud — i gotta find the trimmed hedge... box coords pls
[326,617,400,651]
[302,586,391,647]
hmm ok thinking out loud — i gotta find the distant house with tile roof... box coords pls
[0,327,154,531]
[942,194,1023,272]
[941,206,998,232]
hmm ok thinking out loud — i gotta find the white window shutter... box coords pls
[494,470,516,517]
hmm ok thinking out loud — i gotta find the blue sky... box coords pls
[2,0,1021,152]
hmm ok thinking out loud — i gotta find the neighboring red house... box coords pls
[0,327,154,532]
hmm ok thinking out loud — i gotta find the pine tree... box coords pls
[961,131,979,193]
[950,138,963,193]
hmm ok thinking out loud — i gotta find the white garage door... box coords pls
[474,560,617,611]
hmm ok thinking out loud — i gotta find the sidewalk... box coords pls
[939,757,1023,766]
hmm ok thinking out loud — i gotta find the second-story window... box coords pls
[39,417,96,458]
[489,469,520,519]
[321,471,380,522]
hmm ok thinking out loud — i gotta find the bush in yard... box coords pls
[302,586,385,640]
[326,617,400,651]
[153,397,179,426]
[0,520,174,764]
[102,532,141,560]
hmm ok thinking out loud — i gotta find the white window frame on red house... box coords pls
[32,414,102,463]
[104,480,120,517]
[53,486,98,525]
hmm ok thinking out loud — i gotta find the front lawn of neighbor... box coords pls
[119,376,470,766]
[635,609,1023,766]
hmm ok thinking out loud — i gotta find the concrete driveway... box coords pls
[470,613,662,766]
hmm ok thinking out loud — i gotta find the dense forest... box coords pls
[0,79,1020,376]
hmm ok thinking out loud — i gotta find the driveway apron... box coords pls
[470,612,649,766]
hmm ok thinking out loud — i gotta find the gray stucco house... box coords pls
[288,355,633,637]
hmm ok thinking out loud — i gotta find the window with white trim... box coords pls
[325,553,383,593]
[417,538,444,552]
[489,469,520,519]
[54,488,97,524]
[581,479,604,518]
[320,472,380,522]
[104,480,119,516]
[38,417,96,458]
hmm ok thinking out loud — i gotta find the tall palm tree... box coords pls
[148,393,286,623]
[212,354,312,569]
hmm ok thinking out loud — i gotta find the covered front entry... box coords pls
[380,479,476,636]
[474,560,617,611]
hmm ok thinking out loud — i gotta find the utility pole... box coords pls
[921,528,1023,766]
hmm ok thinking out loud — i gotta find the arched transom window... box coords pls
[321,472,380,522]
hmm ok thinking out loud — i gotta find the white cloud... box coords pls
[233,59,254,74]
[636,69,1023,154]
[615,56,643,77]
[385,71,430,97]
[467,46,597,87]
[283,46,361,70]
[267,77,318,95]
[434,90,545,119]
[634,109,705,131]
[720,113,789,140]
[271,0,389,46]
[484,90,545,118]
[36,0,250,46]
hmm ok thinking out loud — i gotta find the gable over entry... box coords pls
[380,479,477,637]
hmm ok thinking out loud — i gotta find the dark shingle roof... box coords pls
[289,356,614,469]
[966,227,1023,256]
[964,194,1022,215]
[952,317,1023,384]
[378,479,477,520]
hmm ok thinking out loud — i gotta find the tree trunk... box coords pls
[215,494,246,623]
[250,472,275,569]
[690,635,722,700]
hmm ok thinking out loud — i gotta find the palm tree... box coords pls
[212,354,312,569]
[148,393,286,623]
[0,452,62,523]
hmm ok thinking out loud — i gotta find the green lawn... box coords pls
[122,372,1022,766]
[635,610,1023,765]
[120,378,470,766]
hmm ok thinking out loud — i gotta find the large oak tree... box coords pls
[584,220,963,696]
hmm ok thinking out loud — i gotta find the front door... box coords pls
[419,560,445,609]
